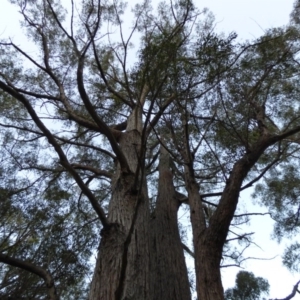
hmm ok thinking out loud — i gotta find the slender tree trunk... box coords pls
[184,171,225,300]
[150,146,191,300]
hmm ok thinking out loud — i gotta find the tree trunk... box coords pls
[89,129,150,300]
[89,133,193,299]
[150,146,191,300]
[187,144,270,300]
[184,171,225,300]
[196,233,225,299]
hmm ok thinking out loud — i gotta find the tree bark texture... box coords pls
[184,169,225,300]
[89,129,150,300]
[89,125,191,299]
[149,146,191,300]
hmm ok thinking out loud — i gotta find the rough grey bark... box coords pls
[89,107,150,300]
[89,114,191,300]
[149,146,191,300]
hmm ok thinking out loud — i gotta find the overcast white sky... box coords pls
[0,0,299,298]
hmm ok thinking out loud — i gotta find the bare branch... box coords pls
[182,242,194,258]
[71,163,112,178]
[234,212,271,218]
[271,280,300,300]
[76,45,129,172]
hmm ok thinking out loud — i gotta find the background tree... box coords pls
[224,271,269,300]
[1,0,300,299]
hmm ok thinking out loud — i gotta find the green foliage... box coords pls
[224,271,269,300]
[283,242,300,273]
[0,173,98,299]
[253,159,300,241]
[1,0,300,298]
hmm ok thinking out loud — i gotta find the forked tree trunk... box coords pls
[89,109,191,299]
[150,146,191,300]
[187,144,269,299]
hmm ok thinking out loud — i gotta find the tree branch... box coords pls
[77,52,129,172]
[182,242,195,258]
[0,80,109,228]
[71,163,112,178]
[0,253,59,300]
[271,280,300,300]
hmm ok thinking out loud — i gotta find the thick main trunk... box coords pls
[89,138,192,300]
[150,146,191,300]
[89,130,150,300]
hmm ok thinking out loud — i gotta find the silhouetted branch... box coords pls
[271,280,300,300]
[0,253,59,300]
[182,242,194,258]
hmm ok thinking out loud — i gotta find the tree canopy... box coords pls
[224,271,270,300]
[1,0,300,299]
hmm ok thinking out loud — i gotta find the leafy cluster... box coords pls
[225,271,269,300]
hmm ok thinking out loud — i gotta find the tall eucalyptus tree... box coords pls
[1,0,300,299]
